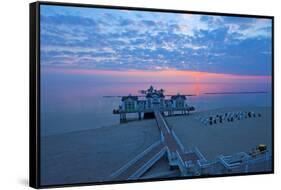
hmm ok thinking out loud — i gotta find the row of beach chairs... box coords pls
[196,111,262,126]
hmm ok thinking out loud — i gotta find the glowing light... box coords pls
[42,67,271,84]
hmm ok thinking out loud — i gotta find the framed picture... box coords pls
[30,1,274,188]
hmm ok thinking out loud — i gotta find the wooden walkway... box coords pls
[110,111,200,180]
[110,142,166,180]
[154,111,200,166]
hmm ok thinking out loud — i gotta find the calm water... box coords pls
[41,76,272,136]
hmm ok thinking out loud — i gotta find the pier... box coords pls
[110,86,271,180]
[113,86,195,123]
[154,111,201,175]
[110,110,202,180]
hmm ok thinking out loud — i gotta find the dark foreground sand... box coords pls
[41,106,272,185]
[41,119,160,185]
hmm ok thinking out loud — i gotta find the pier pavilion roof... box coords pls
[146,92,165,98]
[121,95,138,101]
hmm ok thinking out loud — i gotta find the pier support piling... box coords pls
[120,113,127,123]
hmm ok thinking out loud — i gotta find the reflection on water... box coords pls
[41,78,272,136]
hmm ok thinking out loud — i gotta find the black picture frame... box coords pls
[29,1,274,188]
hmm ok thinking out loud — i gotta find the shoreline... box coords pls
[42,105,272,137]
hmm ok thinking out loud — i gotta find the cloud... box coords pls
[40,5,272,76]
[225,18,272,40]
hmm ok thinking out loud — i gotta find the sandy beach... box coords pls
[41,119,160,185]
[41,106,272,185]
[166,106,272,160]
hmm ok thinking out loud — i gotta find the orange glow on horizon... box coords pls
[42,67,272,83]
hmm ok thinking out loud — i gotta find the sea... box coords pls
[41,76,272,136]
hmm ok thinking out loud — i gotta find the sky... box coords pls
[40,5,272,83]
